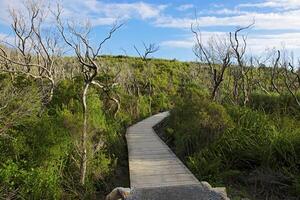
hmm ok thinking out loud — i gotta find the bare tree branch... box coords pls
[191,23,232,101]
[134,42,159,60]
[55,5,123,185]
[229,22,254,105]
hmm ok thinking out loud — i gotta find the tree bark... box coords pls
[233,78,239,104]
[80,82,90,185]
[242,69,249,105]
[48,79,55,104]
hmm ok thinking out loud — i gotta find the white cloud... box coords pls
[161,40,193,48]
[239,0,300,10]
[57,0,168,26]
[154,9,300,31]
[210,8,243,15]
[90,17,118,26]
[0,0,168,26]
[154,16,193,29]
[195,8,246,16]
[1,0,300,32]
[88,1,166,20]
[176,4,194,11]
[161,31,300,55]
[161,32,226,49]
[248,32,300,53]
[211,3,225,8]
[153,0,300,31]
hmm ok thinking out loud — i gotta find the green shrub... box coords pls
[0,160,62,199]
[248,93,300,117]
[167,88,232,158]
[0,113,72,199]
[185,106,300,198]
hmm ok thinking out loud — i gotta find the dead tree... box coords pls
[56,6,123,185]
[0,1,62,105]
[271,50,281,94]
[191,24,231,101]
[249,53,271,95]
[229,23,254,105]
[282,60,300,107]
[134,42,159,114]
[134,43,159,61]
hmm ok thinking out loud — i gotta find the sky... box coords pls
[0,0,300,61]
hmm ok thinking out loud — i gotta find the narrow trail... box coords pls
[125,111,229,200]
[126,111,199,188]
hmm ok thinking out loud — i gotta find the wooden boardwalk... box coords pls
[126,111,200,188]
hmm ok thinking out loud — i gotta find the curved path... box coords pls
[125,111,229,200]
[126,111,200,188]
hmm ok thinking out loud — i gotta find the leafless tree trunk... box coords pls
[191,24,231,101]
[271,50,281,94]
[134,42,159,114]
[282,61,300,107]
[56,5,123,185]
[230,23,254,105]
[230,67,242,104]
[80,82,89,184]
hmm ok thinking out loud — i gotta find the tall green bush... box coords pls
[167,88,232,158]
[185,106,300,198]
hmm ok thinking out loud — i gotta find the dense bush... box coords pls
[0,56,187,198]
[166,88,232,158]
[0,112,72,199]
[166,92,300,199]
[0,77,123,199]
[1,55,299,199]
[248,92,300,117]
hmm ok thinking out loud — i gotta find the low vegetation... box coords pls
[165,89,300,199]
[0,55,189,198]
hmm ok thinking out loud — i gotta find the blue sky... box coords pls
[1,0,300,61]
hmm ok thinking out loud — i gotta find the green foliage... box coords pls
[167,103,300,198]
[50,77,83,113]
[0,112,72,199]
[0,160,62,199]
[248,92,300,117]
[1,55,299,199]
[0,76,41,137]
[0,75,121,199]
[167,88,232,158]
[165,82,300,199]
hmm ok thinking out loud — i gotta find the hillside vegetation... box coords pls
[1,54,299,199]
[0,56,193,198]
[165,88,300,199]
